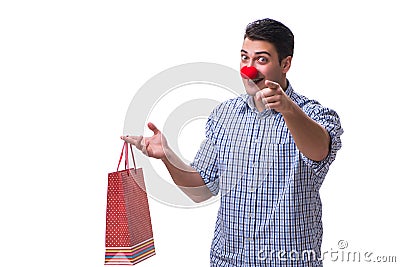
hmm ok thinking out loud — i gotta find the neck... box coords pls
[281,78,288,91]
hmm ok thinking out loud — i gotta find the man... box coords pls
[122,18,343,267]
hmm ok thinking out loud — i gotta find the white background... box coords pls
[1,0,399,266]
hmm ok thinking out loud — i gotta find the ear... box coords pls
[281,56,292,74]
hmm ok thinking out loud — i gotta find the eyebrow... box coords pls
[241,49,271,57]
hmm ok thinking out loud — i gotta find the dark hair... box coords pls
[244,18,294,63]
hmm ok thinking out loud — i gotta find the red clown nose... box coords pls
[240,66,258,79]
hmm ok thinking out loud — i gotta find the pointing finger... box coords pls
[264,80,280,89]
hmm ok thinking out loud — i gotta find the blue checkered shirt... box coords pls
[191,82,343,267]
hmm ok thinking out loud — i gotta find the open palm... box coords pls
[121,122,168,160]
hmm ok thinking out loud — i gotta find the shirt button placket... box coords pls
[247,116,262,264]
[251,117,260,193]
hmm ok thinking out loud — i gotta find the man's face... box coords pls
[240,38,289,96]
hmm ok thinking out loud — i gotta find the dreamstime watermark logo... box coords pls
[123,62,246,208]
[257,240,397,264]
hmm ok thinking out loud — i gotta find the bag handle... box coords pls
[117,141,138,172]
[129,143,137,171]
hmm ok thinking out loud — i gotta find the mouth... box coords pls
[251,77,263,84]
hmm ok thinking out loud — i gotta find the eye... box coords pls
[257,57,268,64]
[241,54,248,61]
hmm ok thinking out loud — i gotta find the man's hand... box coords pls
[254,80,330,161]
[255,80,294,114]
[121,122,168,160]
[121,122,213,202]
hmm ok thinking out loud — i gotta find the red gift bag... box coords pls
[105,142,156,265]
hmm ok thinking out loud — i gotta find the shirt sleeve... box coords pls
[300,102,344,179]
[190,110,220,195]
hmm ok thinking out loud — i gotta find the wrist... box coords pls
[280,99,297,118]
[161,145,173,163]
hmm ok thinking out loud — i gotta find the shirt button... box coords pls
[246,238,253,242]
[248,213,254,218]
[248,187,256,192]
